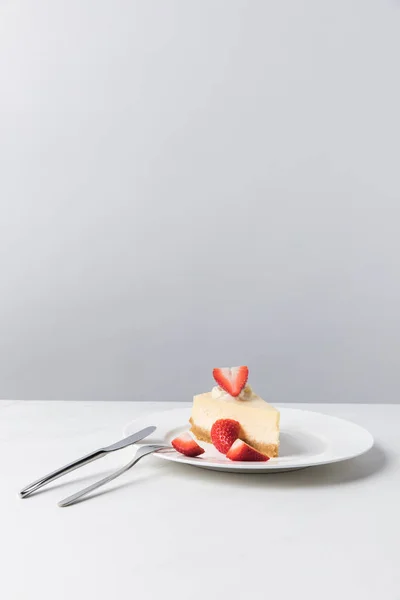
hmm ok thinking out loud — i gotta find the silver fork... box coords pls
[58,444,170,507]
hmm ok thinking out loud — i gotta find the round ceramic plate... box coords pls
[123,407,374,473]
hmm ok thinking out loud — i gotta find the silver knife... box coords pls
[19,426,156,499]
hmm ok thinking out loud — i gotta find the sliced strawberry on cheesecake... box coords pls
[212,366,249,397]
[226,439,270,462]
[171,433,205,457]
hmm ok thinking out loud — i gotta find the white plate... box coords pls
[124,407,374,473]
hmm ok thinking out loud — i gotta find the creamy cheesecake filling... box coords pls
[191,394,279,445]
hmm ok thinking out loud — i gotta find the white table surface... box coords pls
[1,401,399,600]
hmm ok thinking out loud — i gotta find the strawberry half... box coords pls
[226,439,270,462]
[211,419,241,454]
[212,366,249,397]
[171,433,205,457]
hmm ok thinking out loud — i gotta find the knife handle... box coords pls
[19,449,106,498]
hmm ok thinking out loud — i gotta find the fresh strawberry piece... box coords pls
[171,433,205,457]
[212,366,249,397]
[226,439,270,462]
[211,419,241,454]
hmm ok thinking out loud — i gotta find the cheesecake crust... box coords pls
[189,418,279,458]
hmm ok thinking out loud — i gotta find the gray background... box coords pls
[1,0,399,403]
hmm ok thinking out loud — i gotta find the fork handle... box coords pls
[58,445,166,507]
[19,449,106,498]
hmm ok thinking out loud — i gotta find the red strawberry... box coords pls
[212,366,249,397]
[226,439,270,462]
[211,419,241,454]
[171,433,205,457]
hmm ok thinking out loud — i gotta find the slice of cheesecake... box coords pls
[189,367,280,457]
